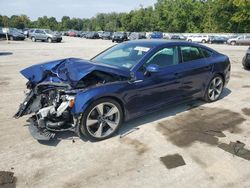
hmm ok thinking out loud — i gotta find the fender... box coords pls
[71,82,128,115]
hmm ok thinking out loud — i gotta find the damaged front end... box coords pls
[15,82,78,140]
[14,58,130,140]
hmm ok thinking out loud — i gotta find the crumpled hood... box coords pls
[20,58,130,87]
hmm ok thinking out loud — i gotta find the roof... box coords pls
[124,39,219,54]
[124,39,201,47]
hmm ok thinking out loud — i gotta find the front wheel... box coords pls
[47,38,52,43]
[230,41,236,45]
[80,98,123,141]
[203,75,224,102]
[31,37,36,42]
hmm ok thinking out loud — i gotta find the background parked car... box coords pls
[85,32,99,39]
[187,35,209,43]
[68,30,77,37]
[170,34,187,40]
[242,47,250,69]
[128,32,146,40]
[101,32,113,40]
[150,31,163,39]
[227,35,250,45]
[30,29,62,43]
[79,31,87,38]
[112,32,128,42]
[0,27,25,41]
[208,36,228,44]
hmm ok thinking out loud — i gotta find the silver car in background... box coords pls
[30,29,62,43]
[227,35,250,45]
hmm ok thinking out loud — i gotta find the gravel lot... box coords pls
[0,37,250,188]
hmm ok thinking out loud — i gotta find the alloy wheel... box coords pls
[208,77,223,101]
[86,102,120,138]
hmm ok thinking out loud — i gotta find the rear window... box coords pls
[180,46,204,62]
[200,48,214,58]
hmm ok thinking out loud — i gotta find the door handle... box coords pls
[205,65,212,70]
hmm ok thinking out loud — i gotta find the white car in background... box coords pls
[186,35,209,43]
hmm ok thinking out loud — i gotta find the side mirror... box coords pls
[146,64,160,73]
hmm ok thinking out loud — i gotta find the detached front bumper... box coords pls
[15,84,80,140]
[26,115,80,140]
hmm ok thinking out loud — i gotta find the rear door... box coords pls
[177,45,211,99]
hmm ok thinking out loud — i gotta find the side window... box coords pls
[35,30,40,34]
[145,46,179,68]
[180,46,204,62]
[200,48,213,58]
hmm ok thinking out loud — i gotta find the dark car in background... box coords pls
[101,32,113,40]
[9,28,25,40]
[150,31,163,39]
[15,40,230,141]
[30,29,62,43]
[170,34,186,40]
[208,36,228,44]
[0,27,25,41]
[242,47,250,69]
[85,32,99,39]
[79,31,88,38]
[112,32,128,43]
[128,32,146,40]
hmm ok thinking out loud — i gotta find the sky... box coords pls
[0,0,156,21]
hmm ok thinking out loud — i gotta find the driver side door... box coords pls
[125,46,182,118]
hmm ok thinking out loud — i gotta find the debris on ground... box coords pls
[0,171,16,187]
[218,141,250,161]
[204,130,226,138]
[120,127,140,138]
[160,154,186,169]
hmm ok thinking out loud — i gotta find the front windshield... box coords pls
[92,43,151,69]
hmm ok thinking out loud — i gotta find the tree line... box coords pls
[0,0,249,33]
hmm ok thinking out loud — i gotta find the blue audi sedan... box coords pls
[15,40,231,141]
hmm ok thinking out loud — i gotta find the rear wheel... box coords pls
[188,39,192,42]
[203,75,224,102]
[80,98,123,141]
[201,39,206,43]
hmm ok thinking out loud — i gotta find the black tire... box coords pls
[188,39,192,42]
[201,39,206,43]
[80,98,123,141]
[47,38,52,43]
[203,75,224,102]
[230,41,236,45]
[31,37,36,42]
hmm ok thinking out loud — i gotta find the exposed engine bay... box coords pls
[15,68,128,140]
